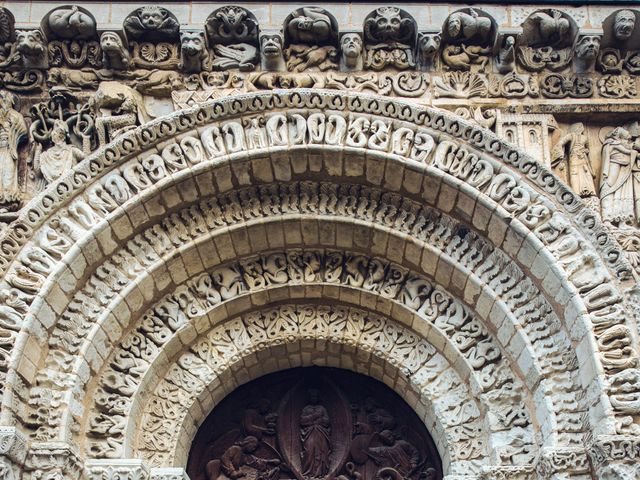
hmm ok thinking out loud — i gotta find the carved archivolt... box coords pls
[0,90,636,478]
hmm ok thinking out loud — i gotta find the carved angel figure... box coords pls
[33,120,84,184]
[0,91,26,206]
[551,123,596,197]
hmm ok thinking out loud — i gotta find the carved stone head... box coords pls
[363,7,416,45]
[51,120,69,145]
[123,6,179,43]
[614,10,636,41]
[181,31,206,56]
[418,33,441,57]
[261,34,283,59]
[260,34,285,71]
[100,31,124,52]
[341,33,363,59]
[575,35,601,60]
[240,436,259,452]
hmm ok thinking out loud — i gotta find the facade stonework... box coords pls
[0,2,639,479]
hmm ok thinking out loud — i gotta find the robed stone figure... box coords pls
[600,127,638,226]
[300,388,331,478]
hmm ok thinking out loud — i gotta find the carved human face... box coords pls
[51,123,67,145]
[242,436,259,452]
[447,15,462,38]
[379,430,395,445]
[614,10,636,40]
[575,36,600,60]
[341,34,362,58]
[261,35,283,58]
[100,32,122,52]
[140,7,165,29]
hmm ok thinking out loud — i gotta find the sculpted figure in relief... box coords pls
[300,388,331,478]
[100,32,132,70]
[180,31,210,73]
[600,127,639,226]
[445,9,492,44]
[206,436,280,480]
[417,33,441,71]
[260,35,285,72]
[573,35,601,72]
[551,123,596,197]
[47,6,96,40]
[32,120,84,184]
[614,10,636,41]
[286,7,337,46]
[0,91,26,207]
[123,6,179,43]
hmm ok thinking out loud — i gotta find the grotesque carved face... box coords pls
[375,7,402,38]
[181,32,205,55]
[140,6,165,30]
[575,35,601,59]
[261,34,283,58]
[614,10,636,40]
[16,30,45,55]
[418,33,441,56]
[100,32,123,52]
[341,33,362,58]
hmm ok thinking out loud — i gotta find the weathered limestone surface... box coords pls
[0,2,638,479]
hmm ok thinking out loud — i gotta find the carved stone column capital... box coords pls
[478,465,536,479]
[0,427,28,480]
[589,435,640,478]
[150,467,191,480]
[85,459,150,480]
[534,446,591,478]
[24,442,81,480]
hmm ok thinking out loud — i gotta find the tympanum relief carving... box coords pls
[188,369,442,480]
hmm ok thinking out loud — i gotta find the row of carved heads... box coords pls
[0,6,639,73]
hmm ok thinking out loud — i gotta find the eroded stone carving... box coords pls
[551,122,597,197]
[207,6,259,72]
[363,7,416,70]
[0,91,26,211]
[124,6,179,44]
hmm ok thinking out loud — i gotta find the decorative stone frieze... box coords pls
[0,2,638,478]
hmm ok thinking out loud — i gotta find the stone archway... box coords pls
[0,90,637,480]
